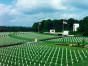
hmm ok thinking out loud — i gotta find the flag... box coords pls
[39,23,41,25]
[63,21,67,24]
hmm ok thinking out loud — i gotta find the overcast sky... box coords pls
[0,0,88,26]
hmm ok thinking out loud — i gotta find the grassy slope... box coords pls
[0,32,60,46]
[73,59,88,66]
[0,39,88,66]
[39,41,88,66]
[0,32,27,46]
[8,33,34,42]
[39,41,88,50]
[1,32,88,66]
[9,32,60,41]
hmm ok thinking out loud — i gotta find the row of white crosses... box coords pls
[28,45,50,66]
[61,48,63,66]
[73,50,79,62]
[0,32,10,38]
[43,47,53,65]
[70,49,74,65]
[82,50,87,58]
[55,47,60,66]
[49,37,88,43]
[52,47,57,66]
[2,44,51,65]
[0,47,77,65]
[0,44,88,66]
[37,47,50,64]
[28,46,57,66]
[26,45,44,63]
[48,47,55,66]
[69,37,88,43]
[70,49,88,66]
[66,48,68,66]
[26,45,45,65]
[77,50,83,60]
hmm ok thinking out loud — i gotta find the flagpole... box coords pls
[63,22,64,32]
[38,23,41,33]
[62,21,67,36]
[38,23,39,33]
[62,21,64,36]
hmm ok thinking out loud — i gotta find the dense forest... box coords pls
[0,16,88,36]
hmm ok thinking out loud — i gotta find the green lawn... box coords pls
[12,32,59,40]
[0,32,59,46]
[0,32,26,46]
[0,41,88,66]
[0,32,88,66]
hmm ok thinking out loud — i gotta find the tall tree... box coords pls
[78,16,88,36]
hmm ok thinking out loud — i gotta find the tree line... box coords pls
[32,16,88,36]
[0,26,32,32]
[0,16,88,36]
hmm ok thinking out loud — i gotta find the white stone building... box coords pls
[73,23,79,31]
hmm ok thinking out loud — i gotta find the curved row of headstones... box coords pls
[49,37,88,44]
[0,44,88,66]
[0,32,11,38]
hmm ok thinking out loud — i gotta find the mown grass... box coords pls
[0,32,60,46]
[0,41,88,66]
[13,32,60,40]
[0,32,88,66]
[8,33,34,42]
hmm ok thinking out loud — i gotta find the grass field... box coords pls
[0,32,26,46]
[0,32,59,46]
[0,32,88,66]
[11,32,59,40]
[0,42,88,66]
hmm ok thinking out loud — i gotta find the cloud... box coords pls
[15,0,88,14]
[62,0,88,11]
[51,0,67,10]
[0,4,11,16]
[0,4,13,25]
[0,0,88,26]
[16,0,54,14]
[15,0,72,14]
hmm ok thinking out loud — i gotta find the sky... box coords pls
[0,0,88,27]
